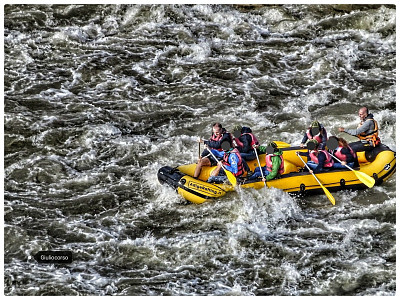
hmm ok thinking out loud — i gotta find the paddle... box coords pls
[198,141,201,159]
[326,152,375,188]
[206,147,237,186]
[253,145,267,188]
[296,153,336,205]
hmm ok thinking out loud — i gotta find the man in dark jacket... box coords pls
[194,123,232,179]
[233,125,260,161]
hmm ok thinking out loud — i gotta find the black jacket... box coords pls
[204,128,232,150]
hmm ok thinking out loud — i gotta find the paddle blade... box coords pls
[322,186,336,205]
[355,170,375,188]
[225,170,237,186]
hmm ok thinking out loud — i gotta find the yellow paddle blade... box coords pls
[322,185,336,205]
[354,170,375,188]
[274,141,291,148]
[225,170,237,186]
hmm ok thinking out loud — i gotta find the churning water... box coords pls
[3,4,396,295]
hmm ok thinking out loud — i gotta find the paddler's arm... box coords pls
[319,128,328,149]
[313,152,326,173]
[339,120,372,136]
[301,133,308,145]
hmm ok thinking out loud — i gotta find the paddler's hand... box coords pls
[262,178,266,182]
[309,170,314,174]
[217,161,223,168]
[300,143,305,148]
[338,127,345,132]
[341,160,346,166]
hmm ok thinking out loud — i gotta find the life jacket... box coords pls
[306,129,323,144]
[309,150,334,168]
[234,133,259,148]
[265,153,284,175]
[334,146,356,162]
[222,148,245,177]
[209,128,231,151]
[356,117,380,147]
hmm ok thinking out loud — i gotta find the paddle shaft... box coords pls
[254,147,267,187]
[198,141,201,159]
[206,148,237,186]
[206,147,231,177]
[297,153,335,205]
[198,138,210,159]
[326,151,375,188]
[297,154,324,186]
[325,151,354,171]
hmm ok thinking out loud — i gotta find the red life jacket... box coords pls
[309,150,334,168]
[209,132,224,151]
[334,146,356,162]
[222,148,245,177]
[265,154,284,175]
[306,129,323,144]
[235,133,259,148]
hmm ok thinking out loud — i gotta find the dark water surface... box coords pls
[3,4,396,296]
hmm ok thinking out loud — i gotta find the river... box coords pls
[3,4,396,296]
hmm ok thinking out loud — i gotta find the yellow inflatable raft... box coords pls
[157,142,395,204]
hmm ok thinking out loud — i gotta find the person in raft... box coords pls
[300,120,328,150]
[194,122,233,179]
[297,139,334,173]
[327,136,357,169]
[249,142,284,181]
[338,106,380,152]
[206,141,246,183]
[232,125,260,161]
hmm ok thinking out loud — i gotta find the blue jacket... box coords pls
[224,152,241,174]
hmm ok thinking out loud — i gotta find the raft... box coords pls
[157,142,396,204]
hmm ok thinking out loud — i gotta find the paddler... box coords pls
[206,141,246,183]
[249,142,284,181]
[232,125,260,161]
[338,106,380,152]
[327,136,357,169]
[300,120,328,150]
[297,139,334,173]
[194,123,233,179]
